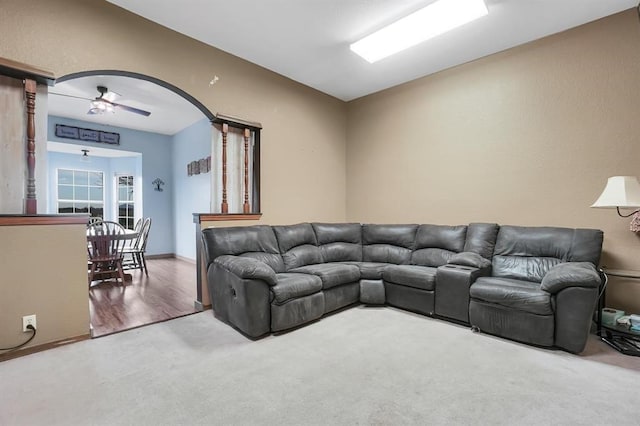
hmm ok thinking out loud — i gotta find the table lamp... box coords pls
[591,176,640,217]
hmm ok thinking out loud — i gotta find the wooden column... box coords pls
[221,123,229,214]
[24,79,37,214]
[243,128,251,214]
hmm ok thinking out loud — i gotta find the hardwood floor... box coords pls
[89,257,198,337]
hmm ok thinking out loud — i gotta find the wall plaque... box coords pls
[55,124,120,145]
[78,128,99,142]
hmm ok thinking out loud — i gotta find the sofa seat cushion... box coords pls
[291,263,360,289]
[272,273,323,304]
[383,265,437,291]
[340,262,392,279]
[470,277,552,315]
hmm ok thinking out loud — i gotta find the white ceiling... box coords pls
[49,75,206,135]
[106,0,638,101]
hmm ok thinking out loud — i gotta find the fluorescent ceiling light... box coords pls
[350,0,488,63]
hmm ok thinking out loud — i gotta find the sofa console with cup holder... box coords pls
[202,222,603,353]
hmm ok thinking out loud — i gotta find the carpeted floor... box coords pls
[1,306,639,425]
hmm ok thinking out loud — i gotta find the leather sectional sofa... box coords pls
[202,222,603,353]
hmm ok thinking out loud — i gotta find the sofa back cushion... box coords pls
[362,224,418,264]
[312,223,363,263]
[464,223,499,259]
[492,225,603,282]
[201,225,285,272]
[273,223,322,270]
[411,224,467,267]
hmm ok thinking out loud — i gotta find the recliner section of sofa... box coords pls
[468,225,603,353]
[201,222,603,353]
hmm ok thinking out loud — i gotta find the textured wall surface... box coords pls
[0,224,89,349]
[346,10,640,312]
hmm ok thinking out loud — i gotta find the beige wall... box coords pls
[0,224,89,349]
[346,10,640,313]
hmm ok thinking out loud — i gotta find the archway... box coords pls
[49,70,213,337]
[56,70,214,121]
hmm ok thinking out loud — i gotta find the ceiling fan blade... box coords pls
[112,102,151,117]
[103,91,119,102]
[50,92,92,101]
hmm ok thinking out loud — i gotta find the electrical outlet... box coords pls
[22,314,36,332]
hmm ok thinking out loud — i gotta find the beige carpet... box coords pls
[1,306,639,425]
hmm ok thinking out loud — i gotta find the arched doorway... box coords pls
[56,70,215,121]
[48,70,214,336]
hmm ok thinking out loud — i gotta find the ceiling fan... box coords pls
[50,85,151,117]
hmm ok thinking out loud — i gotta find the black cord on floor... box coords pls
[0,325,36,351]
[598,269,608,300]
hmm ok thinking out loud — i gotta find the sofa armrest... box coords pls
[436,264,485,323]
[540,262,601,294]
[448,251,492,269]
[214,255,278,286]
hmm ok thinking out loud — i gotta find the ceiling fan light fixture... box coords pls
[80,149,91,163]
[90,99,115,114]
[350,0,488,63]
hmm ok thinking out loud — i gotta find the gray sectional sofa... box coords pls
[202,222,603,353]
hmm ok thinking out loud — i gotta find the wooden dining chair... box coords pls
[87,217,103,228]
[123,217,152,275]
[124,218,143,250]
[87,223,127,285]
[100,220,127,234]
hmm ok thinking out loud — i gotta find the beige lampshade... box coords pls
[591,176,640,209]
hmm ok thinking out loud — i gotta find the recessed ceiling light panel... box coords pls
[350,0,489,63]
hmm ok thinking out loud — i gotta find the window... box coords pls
[57,169,104,217]
[116,175,135,230]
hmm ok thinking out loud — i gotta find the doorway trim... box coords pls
[56,70,215,121]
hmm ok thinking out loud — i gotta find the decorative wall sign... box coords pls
[55,124,120,145]
[78,128,99,142]
[100,131,120,144]
[187,156,212,176]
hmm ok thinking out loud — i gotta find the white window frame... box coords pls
[114,173,138,230]
[56,168,104,217]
